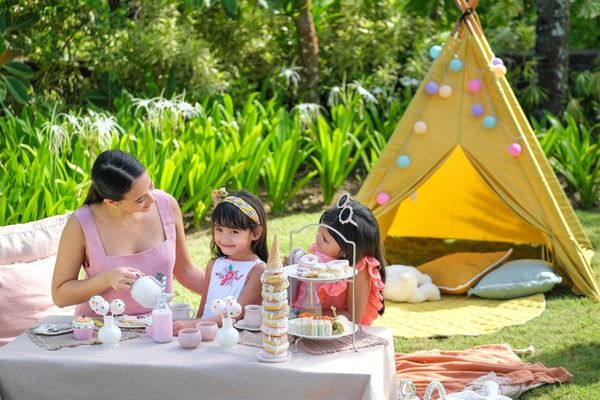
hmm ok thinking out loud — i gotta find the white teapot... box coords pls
[130,275,163,308]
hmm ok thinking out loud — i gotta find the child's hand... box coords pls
[172,319,198,335]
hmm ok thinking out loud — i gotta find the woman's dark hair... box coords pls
[211,190,268,262]
[320,199,387,314]
[83,150,146,205]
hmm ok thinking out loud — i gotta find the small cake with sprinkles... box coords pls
[72,316,95,340]
[261,235,290,359]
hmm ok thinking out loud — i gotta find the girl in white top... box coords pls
[173,188,267,334]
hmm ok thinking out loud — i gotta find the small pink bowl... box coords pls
[178,328,202,349]
[73,328,94,340]
[145,325,153,338]
[196,321,218,341]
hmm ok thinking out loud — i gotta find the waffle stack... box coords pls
[260,235,290,359]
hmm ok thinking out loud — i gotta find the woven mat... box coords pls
[239,329,389,355]
[27,327,143,351]
[373,294,545,338]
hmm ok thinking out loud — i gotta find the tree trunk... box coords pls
[535,0,569,115]
[295,0,320,104]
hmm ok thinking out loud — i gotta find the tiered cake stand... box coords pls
[285,223,358,352]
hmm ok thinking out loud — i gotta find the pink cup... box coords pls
[177,328,202,349]
[73,328,94,340]
[196,321,218,341]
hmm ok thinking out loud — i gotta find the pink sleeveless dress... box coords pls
[293,244,385,326]
[74,189,176,316]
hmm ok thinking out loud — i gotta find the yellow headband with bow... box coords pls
[211,187,260,225]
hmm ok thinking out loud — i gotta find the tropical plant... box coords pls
[0,4,38,106]
[538,113,600,208]
[262,109,316,214]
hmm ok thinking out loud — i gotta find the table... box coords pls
[0,316,397,400]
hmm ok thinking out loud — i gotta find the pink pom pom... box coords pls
[376,192,390,205]
[508,143,522,157]
[467,79,482,93]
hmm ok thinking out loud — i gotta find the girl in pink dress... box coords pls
[52,150,204,316]
[293,193,386,325]
[173,188,268,333]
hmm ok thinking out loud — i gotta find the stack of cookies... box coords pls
[260,235,290,359]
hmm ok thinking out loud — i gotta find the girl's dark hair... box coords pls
[84,150,145,205]
[320,199,387,315]
[211,190,268,262]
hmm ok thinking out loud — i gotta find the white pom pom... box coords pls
[110,299,125,315]
[95,300,110,316]
[226,302,242,318]
[210,299,227,315]
[89,295,105,308]
[224,295,237,306]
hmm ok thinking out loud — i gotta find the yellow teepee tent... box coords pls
[356,0,599,300]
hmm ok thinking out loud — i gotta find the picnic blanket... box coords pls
[395,343,572,397]
[373,294,545,338]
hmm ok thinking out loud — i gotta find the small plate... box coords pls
[234,320,261,332]
[284,264,358,283]
[33,323,74,336]
[257,349,292,363]
[115,315,146,329]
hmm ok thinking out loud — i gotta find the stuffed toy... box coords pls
[384,265,441,303]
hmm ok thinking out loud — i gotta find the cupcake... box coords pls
[72,316,95,340]
[144,315,153,338]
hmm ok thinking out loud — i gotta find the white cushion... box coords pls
[0,214,70,264]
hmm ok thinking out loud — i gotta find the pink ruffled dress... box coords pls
[293,244,385,325]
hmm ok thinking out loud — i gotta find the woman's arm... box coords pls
[51,216,139,308]
[169,195,205,294]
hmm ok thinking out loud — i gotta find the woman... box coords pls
[52,150,204,316]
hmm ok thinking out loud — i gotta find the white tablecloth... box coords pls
[0,316,397,400]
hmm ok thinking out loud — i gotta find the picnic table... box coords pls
[0,315,397,400]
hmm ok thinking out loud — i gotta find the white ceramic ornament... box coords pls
[224,295,237,306]
[211,299,227,315]
[226,302,242,318]
[89,295,105,310]
[110,299,125,315]
[95,300,110,316]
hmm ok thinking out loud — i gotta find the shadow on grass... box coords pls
[384,236,542,266]
[531,341,600,386]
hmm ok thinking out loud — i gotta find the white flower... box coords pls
[293,103,323,128]
[42,122,70,155]
[278,67,302,91]
[175,101,203,119]
[327,86,342,107]
[399,76,420,88]
[349,80,378,104]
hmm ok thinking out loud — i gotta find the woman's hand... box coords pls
[173,319,199,335]
[102,267,142,291]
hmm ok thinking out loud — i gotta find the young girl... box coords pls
[293,193,386,325]
[173,188,268,334]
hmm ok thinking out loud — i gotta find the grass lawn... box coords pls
[176,210,600,399]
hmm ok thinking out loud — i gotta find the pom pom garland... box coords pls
[425,81,439,95]
[376,192,390,205]
[429,45,442,59]
[439,85,453,98]
[413,120,427,134]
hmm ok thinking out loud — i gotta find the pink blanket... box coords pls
[395,344,572,397]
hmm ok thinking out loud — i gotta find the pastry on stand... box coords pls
[259,235,291,362]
